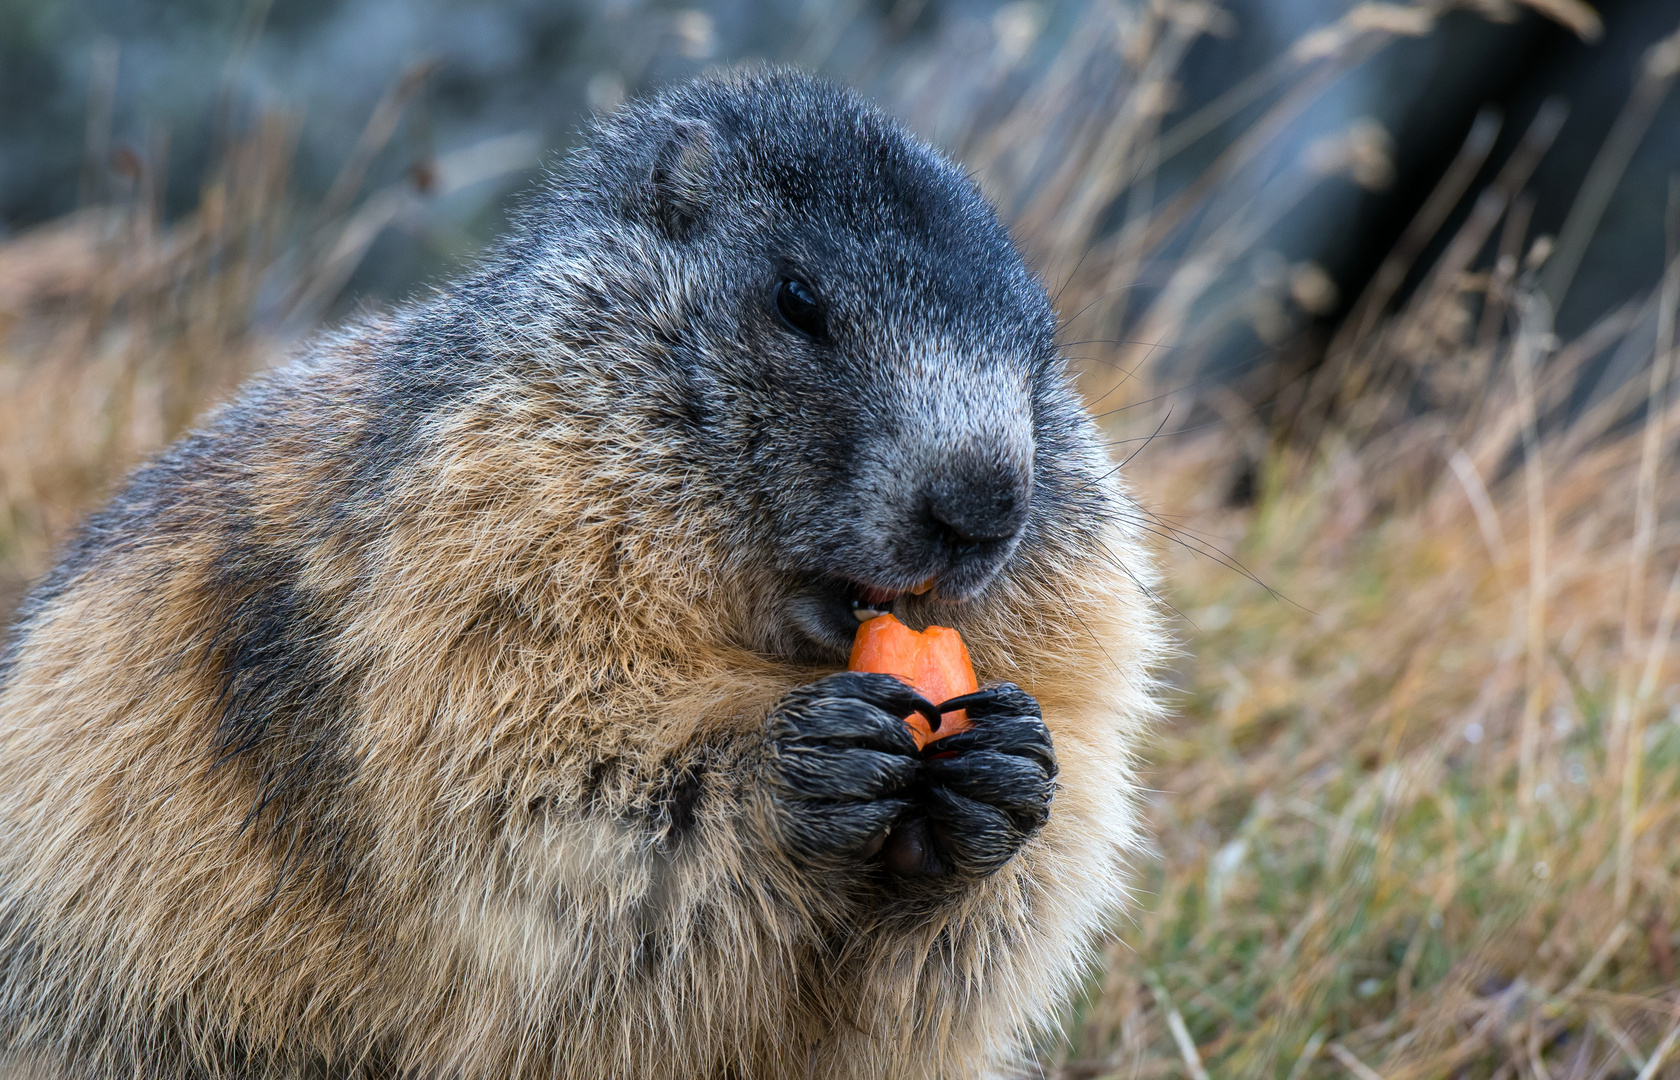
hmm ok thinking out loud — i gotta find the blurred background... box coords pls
[3,0,1679,1076]
[5,0,1677,334]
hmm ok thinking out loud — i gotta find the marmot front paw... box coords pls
[767,671,929,862]
[767,675,1057,883]
[887,683,1057,880]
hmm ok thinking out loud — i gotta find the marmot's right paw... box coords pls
[767,672,930,862]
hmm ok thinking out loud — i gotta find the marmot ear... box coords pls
[649,121,717,240]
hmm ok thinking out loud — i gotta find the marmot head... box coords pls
[494,69,1107,661]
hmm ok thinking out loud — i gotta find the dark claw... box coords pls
[905,694,945,732]
[933,688,1005,715]
[937,683,1040,720]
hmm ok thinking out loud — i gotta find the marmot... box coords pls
[0,69,1164,1079]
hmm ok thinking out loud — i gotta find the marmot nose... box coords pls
[922,471,1028,553]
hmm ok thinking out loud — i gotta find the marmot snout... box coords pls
[0,68,1165,1080]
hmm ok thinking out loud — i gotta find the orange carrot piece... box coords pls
[847,612,923,683]
[915,625,978,716]
[848,614,977,748]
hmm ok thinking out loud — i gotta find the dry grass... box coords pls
[3,2,1679,1078]
[0,112,294,612]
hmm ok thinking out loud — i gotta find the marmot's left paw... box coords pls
[883,683,1057,880]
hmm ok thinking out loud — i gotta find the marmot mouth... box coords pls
[851,583,899,620]
[850,576,936,621]
[787,575,939,657]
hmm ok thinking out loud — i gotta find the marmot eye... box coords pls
[774,277,825,340]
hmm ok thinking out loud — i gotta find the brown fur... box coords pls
[0,71,1165,1079]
